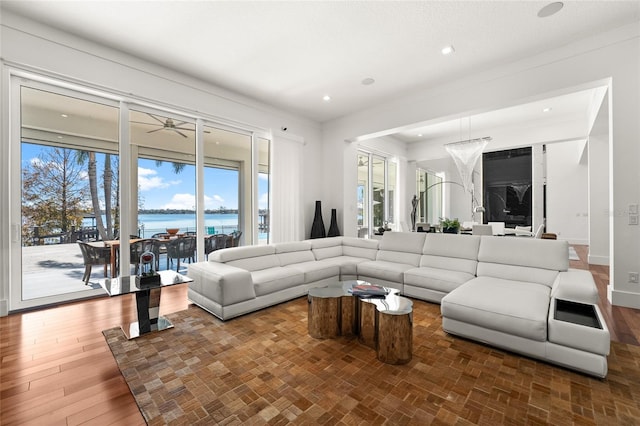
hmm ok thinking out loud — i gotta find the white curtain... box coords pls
[271,136,304,243]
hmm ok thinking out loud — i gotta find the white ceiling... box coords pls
[2,0,639,127]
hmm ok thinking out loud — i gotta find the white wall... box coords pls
[546,140,589,244]
[323,23,640,308]
[0,12,323,314]
[588,95,610,265]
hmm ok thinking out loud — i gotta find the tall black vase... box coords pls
[310,200,326,239]
[327,209,341,237]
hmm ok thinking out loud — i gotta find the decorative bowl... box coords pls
[166,228,180,235]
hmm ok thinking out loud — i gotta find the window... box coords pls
[357,151,396,237]
[10,75,270,310]
[416,169,444,226]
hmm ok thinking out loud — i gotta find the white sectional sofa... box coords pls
[187,232,610,377]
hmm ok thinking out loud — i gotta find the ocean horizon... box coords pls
[81,212,268,241]
[138,213,239,238]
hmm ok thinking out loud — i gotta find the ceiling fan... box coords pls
[134,113,195,138]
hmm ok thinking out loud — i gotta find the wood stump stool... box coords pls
[358,298,378,348]
[376,296,413,365]
[308,287,347,338]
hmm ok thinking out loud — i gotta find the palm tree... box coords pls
[76,150,117,241]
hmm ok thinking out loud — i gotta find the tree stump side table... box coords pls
[375,295,413,365]
[308,287,349,338]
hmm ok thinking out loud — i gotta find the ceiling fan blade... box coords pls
[174,127,195,131]
[131,120,162,126]
[173,129,189,138]
[146,113,166,125]
[147,128,165,134]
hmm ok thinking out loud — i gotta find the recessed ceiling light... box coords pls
[323,95,331,102]
[441,45,455,55]
[361,77,375,86]
[57,135,63,139]
[417,133,423,137]
[543,107,553,113]
[61,114,68,118]
[538,2,563,18]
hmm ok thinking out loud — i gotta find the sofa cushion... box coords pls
[209,245,275,263]
[317,256,369,276]
[551,269,599,305]
[252,267,304,296]
[307,237,343,249]
[422,233,480,259]
[441,277,551,341]
[313,245,343,260]
[477,263,559,287]
[478,236,569,272]
[273,241,314,266]
[287,261,340,283]
[420,255,478,276]
[379,231,426,253]
[404,266,475,293]
[277,250,315,266]
[357,260,416,283]
[274,241,312,253]
[376,232,425,266]
[342,237,379,260]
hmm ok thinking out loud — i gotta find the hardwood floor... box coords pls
[1,246,639,425]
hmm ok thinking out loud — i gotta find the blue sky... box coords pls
[22,143,268,211]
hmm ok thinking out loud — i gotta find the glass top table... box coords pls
[99,270,193,339]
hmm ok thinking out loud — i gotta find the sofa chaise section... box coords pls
[441,236,610,377]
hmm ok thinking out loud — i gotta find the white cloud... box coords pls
[162,193,196,210]
[138,167,181,191]
[202,194,225,210]
[259,192,269,209]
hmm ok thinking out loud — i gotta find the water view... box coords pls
[137,213,239,237]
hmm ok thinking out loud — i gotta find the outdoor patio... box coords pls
[21,243,191,301]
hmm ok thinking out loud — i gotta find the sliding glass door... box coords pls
[16,84,119,307]
[9,73,271,311]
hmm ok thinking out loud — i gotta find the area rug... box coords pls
[104,298,640,425]
[569,246,580,261]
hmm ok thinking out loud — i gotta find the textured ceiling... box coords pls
[2,1,639,124]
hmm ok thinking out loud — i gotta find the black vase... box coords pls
[310,200,326,239]
[327,209,341,237]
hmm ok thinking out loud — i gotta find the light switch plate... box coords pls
[630,204,639,215]
[630,215,639,225]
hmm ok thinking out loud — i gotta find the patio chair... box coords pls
[226,231,242,248]
[166,236,196,272]
[116,239,159,275]
[77,241,111,285]
[129,238,160,275]
[205,234,228,259]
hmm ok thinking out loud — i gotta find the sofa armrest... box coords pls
[551,269,599,305]
[188,262,255,306]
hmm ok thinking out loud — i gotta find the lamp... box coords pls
[410,179,485,232]
[424,180,485,222]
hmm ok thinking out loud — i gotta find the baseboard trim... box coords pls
[0,299,7,317]
[588,254,609,266]
[608,287,640,309]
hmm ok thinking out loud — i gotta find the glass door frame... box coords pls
[357,150,396,237]
[6,69,271,312]
[9,75,121,311]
